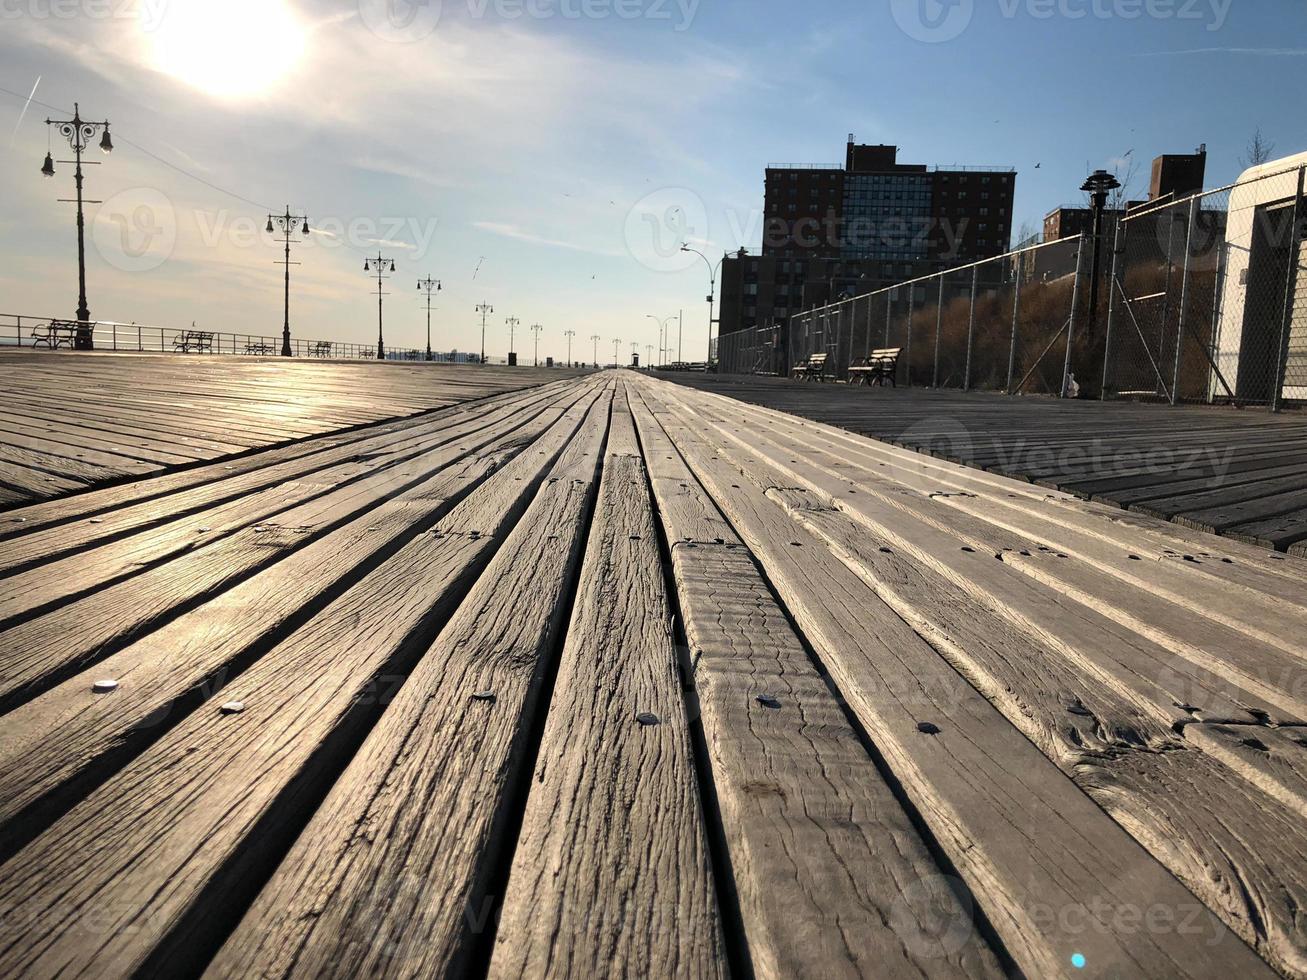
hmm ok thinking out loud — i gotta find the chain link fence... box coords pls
[719,162,1307,412]
[1106,163,1306,408]
[767,236,1084,394]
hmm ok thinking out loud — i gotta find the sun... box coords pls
[144,0,306,100]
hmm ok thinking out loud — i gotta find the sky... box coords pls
[1,0,1305,364]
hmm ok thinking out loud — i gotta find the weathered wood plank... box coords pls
[488,390,726,980]
[634,378,1271,979]
[630,390,1003,979]
[0,385,602,856]
[0,380,575,562]
[208,389,612,978]
[646,378,1307,976]
[0,387,603,978]
[0,386,568,616]
[0,390,573,708]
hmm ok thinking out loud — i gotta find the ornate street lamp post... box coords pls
[364,252,396,360]
[43,102,113,349]
[476,303,494,364]
[267,207,310,357]
[531,323,543,367]
[417,275,441,361]
[505,315,520,363]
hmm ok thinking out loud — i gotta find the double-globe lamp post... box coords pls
[417,275,442,361]
[476,303,494,364]
[364,252,396,360]
[42,102,113,350]
[267,208,310,357]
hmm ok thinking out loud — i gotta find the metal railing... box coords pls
[723,161,1307,411]
[0,313,504,364]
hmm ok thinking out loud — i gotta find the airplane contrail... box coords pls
[11,76,41,145]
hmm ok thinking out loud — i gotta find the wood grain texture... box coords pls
[208,389,612,979]
[0,351,589,504]
[630,390,1003,979]
[635,378,1272,979]
[663,373,1307,552]
[649,379,1307,976]
[0,386,603,978]
[0,380,572,573]
[488,390,727,980]
[0,389,571,708]
[0,386,600,858]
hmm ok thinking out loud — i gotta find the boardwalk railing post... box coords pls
[1062,232,1087,398]
[1101,220,1123,400]
[1172,196,1199,405]
[933,276,944,387]
[1006,259,1022,394]
[964,266,978,391]
[1271,164,1306,413]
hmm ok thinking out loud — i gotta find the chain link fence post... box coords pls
[1062,232,1087,398]
[905,288,915,387]
[1271,164,1306,413]
[933,276,944,387]
[1171,196,1199,405]
[1006,259,1021,394]
[963,266,978,391]
[1101,220,1123,400]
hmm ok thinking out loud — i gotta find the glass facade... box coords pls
[841,173,933,261]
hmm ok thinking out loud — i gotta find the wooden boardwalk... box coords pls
[668,375,1307,558]
[0,352,575,507]
[1,368,1306,978]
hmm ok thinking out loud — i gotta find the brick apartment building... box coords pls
[1028,145,1212,283]
[718,137,1017,342]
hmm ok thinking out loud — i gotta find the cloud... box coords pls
[472,221,625,257]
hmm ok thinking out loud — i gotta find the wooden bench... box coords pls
[31,320,80,350]
[309,341,333,358]
[244,341,275,355]
[791,353,830,382]
[173,330,215,354]
[848,347,901,387]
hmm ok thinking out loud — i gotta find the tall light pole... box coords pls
[612,338,620,366]
[530,323,543,367]
[1081,169,1122,322]
[42,102,113,349]
[645,344,654,369]
[476,302,494,364]
[505,315,520,362]
[678,309,683,364]
[266,208,310,357]
[417,275,441,361]
[681,245,725,368]
[364,252,395,360]
[591,333,601,368]
[646,314,675,367]
[564,328,576,366]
